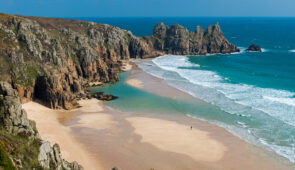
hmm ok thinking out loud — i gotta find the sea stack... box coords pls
[246,44,262,52]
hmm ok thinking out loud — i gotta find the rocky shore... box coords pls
[0,13,239,110]
[0,12,240,169]
[0,81,83,169]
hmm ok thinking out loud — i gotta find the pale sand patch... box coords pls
[126,78,144,89]
[74,114,114,130]
[78,98,104,113]
[122,62,132,71]
[23,100,104,170]
[74,99,116,130]
[127,117,227,162]
[89,81,103,86]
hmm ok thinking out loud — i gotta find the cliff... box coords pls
[0,13,239,110]
[0,13,240,169]
[146,22,240,55]
[0,81,83,169]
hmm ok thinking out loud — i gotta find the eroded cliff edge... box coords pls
[0,81,83,169]
[0,13,239,110]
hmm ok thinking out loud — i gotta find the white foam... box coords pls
[238,46,247,53]
[152,55,295,127]
[263,96,295,107]
[289,49,295,53]
[139,55,295,163]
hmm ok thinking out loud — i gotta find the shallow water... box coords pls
[83,17,295,163]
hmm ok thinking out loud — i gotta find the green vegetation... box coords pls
[0,145,15,170]
[0,129,43,169]
[124,31,131,46]
[14,64,43,87]
[70,53,80,65]
[25,65,42,80]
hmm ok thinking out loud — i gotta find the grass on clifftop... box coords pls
[0,129,43,169]
[0,145,15,170]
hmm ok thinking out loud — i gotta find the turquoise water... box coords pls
[90,72,226,119]
[82,18,295,163]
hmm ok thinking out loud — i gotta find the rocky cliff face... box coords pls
[0,81,83,169]
[0,13,239,109]
[0,13,239,169]
[148,22,240,55]
[0,81,36,137]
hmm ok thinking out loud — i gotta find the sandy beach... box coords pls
[23,100,104,170]
[23,63,295,170]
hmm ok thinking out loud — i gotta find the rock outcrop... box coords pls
[89,92,118,101]
[246,44,262,52]
[0,13,239,110]
[38,141,83,170]
[0,12,240,169]
[147,22,240,55]
[0,81,36,137]
[0,81,83,169]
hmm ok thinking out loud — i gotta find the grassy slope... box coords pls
[0,129,43,169]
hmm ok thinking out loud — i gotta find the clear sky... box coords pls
[1,0,294,17]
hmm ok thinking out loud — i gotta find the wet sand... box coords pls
[23,62,295,170]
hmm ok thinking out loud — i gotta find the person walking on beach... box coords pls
[190,126,192,130]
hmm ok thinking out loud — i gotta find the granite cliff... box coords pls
[0,13,239,169]
[0,81,83,169]
[0,13,239,110]
[146,22,240,55]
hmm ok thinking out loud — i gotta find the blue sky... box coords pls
[1,0,294,17]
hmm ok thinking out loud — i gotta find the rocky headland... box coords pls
[148,22,240,55]
[0,13,239,110]
[0,12,239,169]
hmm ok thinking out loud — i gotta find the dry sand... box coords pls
[23,98,293,170]
[127,117,227,162]
[23,100,105,170]
[22,64,295,170]
[122,62,133,71]
[126,78,144,89]
[72,99,116,130]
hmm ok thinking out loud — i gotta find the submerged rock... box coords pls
[246,44,262,52]
[90,92,118,101]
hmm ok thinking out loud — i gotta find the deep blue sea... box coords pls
[77,17,295,163]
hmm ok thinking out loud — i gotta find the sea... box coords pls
[75,17,295,164]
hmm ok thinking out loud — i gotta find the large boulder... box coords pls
[38,141,83,170]
[246,44,262,52]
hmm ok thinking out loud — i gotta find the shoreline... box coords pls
[23,62,295,170]
[125,61,295,169]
